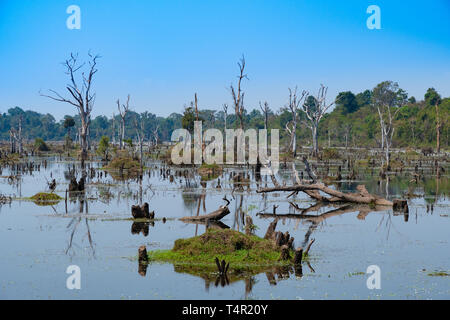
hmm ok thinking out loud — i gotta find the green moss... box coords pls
[29,192,62,206]
[427,271,449,277]
[198,163,222,181]
[104,156,141,180]
[148,229,298,269]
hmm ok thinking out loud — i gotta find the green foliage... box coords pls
[181,106,196,133]
[97,136,110,159]
[63,117,75,129]
[29,192,62,206]
[335,91,359,114]
[1,83,448,151]
[34,138,50,151]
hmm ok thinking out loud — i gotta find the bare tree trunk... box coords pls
[117,95,130,150]
[302,85,334,157]
[222,104,228,131]
[40,52,99,166]
[18,116,23,154]
[259,101,270,130]
[230,56,247,130]
[286,88,307,157]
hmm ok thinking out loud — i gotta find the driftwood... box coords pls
[179,197,230,222]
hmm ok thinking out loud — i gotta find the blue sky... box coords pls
[1,0,449,120]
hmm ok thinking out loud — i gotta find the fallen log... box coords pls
[179,197,231,222]
[179,206,230,222]
[257,183,393,206]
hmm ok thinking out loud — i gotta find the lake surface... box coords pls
[0,157,449,299]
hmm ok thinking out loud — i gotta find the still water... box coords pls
[0,157,448,299]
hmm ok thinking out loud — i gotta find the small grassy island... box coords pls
[30,192,63,206]
[147,228,305,275]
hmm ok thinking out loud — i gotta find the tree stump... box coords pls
[279,245,291,261]
[244,215,254,236]
[264,219,278,240]
[131,202,154,219]
[294,248,303,266]
[138,245,148,277]
[393,199,408,213]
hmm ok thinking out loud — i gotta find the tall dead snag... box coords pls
[302,85,334,157]
[9,116,23,154]
[117,95,130,150]
[372,81,407,167]
[259,101,270,130]
[134,115,145,169]
[230,55,247,130]
[285,88,307,157]
[222,103,228,130]
[152,124,159,148]
[41,52,99,163]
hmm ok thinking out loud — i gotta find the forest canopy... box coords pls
[1,84,448,150]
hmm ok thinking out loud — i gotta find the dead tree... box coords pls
[302,85,334,157]
[259,101,270,130]
[152,125,160,147]
[9,130,16,153]
[117,95,130,150]
[41,52,99,163]
[230,56,247,130]
[372,81,407,168]
[285,87,307,157]
[111,113,116,146]
[222,103,228,130]
[134,116,145,169]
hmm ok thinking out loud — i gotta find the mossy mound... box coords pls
[30,192,62,206]
[198,163,222,181]
[104,156,141,180]
[148,229,295,269]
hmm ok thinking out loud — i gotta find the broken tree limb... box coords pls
[179,206,230,222]
[302,157,317,183]
[179,197,231,222]
[304,238,315,256]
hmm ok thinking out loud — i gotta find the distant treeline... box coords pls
[1,85,449,149]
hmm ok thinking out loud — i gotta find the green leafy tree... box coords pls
[335,91,359,114]
[97,136,110,160]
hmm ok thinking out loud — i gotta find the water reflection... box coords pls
[0,155,448,298]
